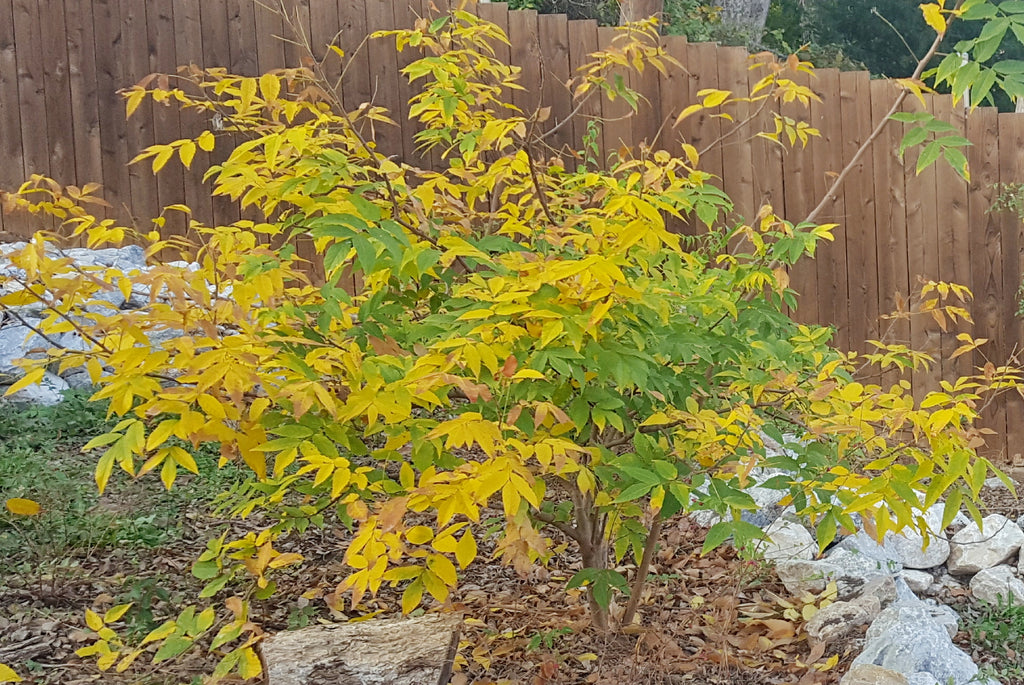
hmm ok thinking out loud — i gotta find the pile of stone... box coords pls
[715,466,1022,685]
[0,242,196,404]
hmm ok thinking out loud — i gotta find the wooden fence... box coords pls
[3,0,1024,461]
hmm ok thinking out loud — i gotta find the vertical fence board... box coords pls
[966,108,1005,458]
[901,94,940,400]
[309,0,342,94]
[933,96,971,380]
[631,32,662,152]
[38,0,76,193]
[172,0,213,226]
[716,46,754,224]
[91,0,133,226]
[364,0,402,158]
[13,1,51,189]
[337,0,370,113]
[65,0,103,200]
[812,69,848,350]
[280,0,312,72]
[509,8,541,119]
[254,2,287,73]
[839,70,877,359]
[227,0,260,75]
[0,0,24,236]
[568,19,602,163]
[999,112,1024,460]
[537,13,573,155]
[391,0,419,165]
[148,0,187,237]
[781,68,817,324]
[746,54,784,228]
[201,0,240,227]
[597,26,634,162]
[685,42,722,188]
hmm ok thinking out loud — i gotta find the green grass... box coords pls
[957,595,1024,683]
[0,388,250,572]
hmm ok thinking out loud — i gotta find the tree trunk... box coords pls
[618,0,665,25]
[718,0,770,37]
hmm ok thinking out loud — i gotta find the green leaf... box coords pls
[613,482,655,503]
[816,512,837,552]
[898,126,928,157]
[702,521,733,553]
[153,635,193,663]
[916,141,943,175]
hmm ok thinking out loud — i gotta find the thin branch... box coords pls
[802,5,959,228]
[621,516,662,627]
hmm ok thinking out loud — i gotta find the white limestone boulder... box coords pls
[947,514,1024,575]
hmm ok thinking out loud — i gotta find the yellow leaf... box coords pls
[5,498,41,516]
[197,130,216,152]
[125,88,146,118]
[238,647,263,678]
[921,3,947,33]
[401,579,424,614]
[455,530,477,569]
[698,88,731,108]
[406,526,434,545]
[152,146,174,174]
[674,103,703,125]
[0,663,22,682]
[178,140,197,169]
[259,73,280,102]
[4,368,46,397]
[104,603,133,623]
[85,608,104,632]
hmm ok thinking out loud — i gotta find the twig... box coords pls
[620,516,662,626]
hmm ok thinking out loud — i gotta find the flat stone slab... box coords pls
[260,614,461,685]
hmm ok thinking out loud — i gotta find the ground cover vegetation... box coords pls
[3,0,1024,682]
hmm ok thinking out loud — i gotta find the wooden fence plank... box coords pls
[172,0,213,227]
[38,0,76,192]
[509,8,541,119]
[65,0,103,198]
[870,79,910,391]
[148,0,187,237]
[716,46,754,224]
[746,53,784,229]
[597,26,634,164]
[281,0,312,72]
[337,0,371,113]
[781,68,817,325]
[998,112,1024,461]
[933,95,971,380]
[901,94,942,400]
[538,13,573,156]
[812,68,849,351]
[839,70,878,360]
[309,0,342,95]
[254,1,287,73]
[631,29,662,152]
[12,1,51,189]
[227,0,260,76]
[0,0,25,237]
[684,42,722,189]
[91,0,134,228]
[391,0,419,166]
[200,0,240,227]
[966,107,1005,459]
[364,0,402,158]
[568,18,602,163]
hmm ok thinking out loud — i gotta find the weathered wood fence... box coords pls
[3,0,1024,461]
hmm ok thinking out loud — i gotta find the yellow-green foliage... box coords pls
[1,5,1021,681]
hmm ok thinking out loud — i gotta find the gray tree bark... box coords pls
[718,0,771,36]
[618,0,665,24]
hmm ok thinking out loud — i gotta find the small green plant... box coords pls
[526,626,573,652]
[959,595,1024,682]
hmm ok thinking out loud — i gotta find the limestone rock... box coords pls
[866,601,959,641]
[854,613,978,685]
[899,570,934,595]
[948,514,1024,575]
[884,504,950,569]
[806,595,881,646]
[261,614,460,685]
[840,665,909,685]
[757,515,816,562]
[970,565,1024,605]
